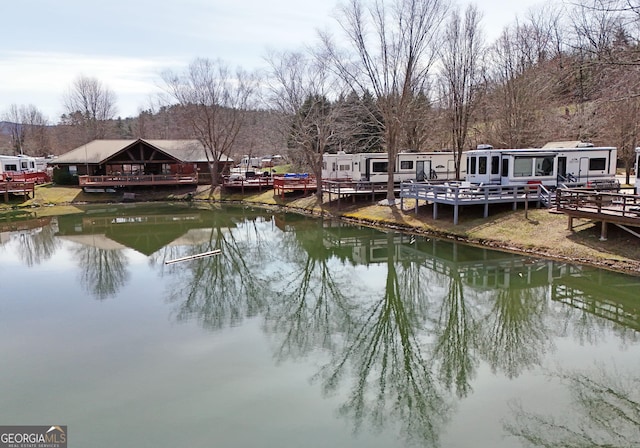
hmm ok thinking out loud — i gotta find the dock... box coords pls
[399,182,547,224]
[555,188,640,240]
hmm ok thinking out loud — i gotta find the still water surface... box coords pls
[0,203,639,447]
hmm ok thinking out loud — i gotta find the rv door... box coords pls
[415,160,431,182]
[557,157,567,182]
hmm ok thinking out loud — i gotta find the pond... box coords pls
[0,203,638,447]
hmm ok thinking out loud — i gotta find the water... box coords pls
[0,203,638,447]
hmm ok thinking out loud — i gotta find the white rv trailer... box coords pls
[0,154,50,183]
[465,145,617,187]
[0,154,37,174]
[322,151,466,183]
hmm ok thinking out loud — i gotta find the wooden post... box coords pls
[567,215,573,231]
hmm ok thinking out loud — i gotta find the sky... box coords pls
[1,0,546,122]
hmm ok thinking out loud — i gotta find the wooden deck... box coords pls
[79,173,198,188]
[555,188,640,240]
[0,181,35,201]
[273,175,317,199]
[222,176,273,192]
[399,182,546,224]
[322,180,394,204]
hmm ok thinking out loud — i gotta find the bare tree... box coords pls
[3,104,25,154]
[438,4,484,178]
[2,104,50,155]
[62,75,117,141]
[322,0,449,204]
[486,19,559,147]
[266,50,341,198]
[161,58,257,186]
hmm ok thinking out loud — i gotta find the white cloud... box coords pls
[0,51,185,119]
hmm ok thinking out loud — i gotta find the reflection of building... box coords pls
[54,205,274,255]
[56,206,229,255]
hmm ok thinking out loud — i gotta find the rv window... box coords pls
[4,164,18,171]
[502,159,508,176]
[339,164,350,171]
[535,157,554,176]
[372,161,388,173]
[514,157,533,177]
[322,161,327,170]
[469,157,477,175]
[589,158,606,171]
[479,156,487,175]
[492,156,499,174]
[21,161,28,169]
[400,160,413,170]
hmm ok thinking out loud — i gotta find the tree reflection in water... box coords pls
[264,219,355,360]
[16,224,59,267]
[431,267,478,398]
[477,284,551,378]
[313,233,449,446]
[163,216,274,331]
[74,245,129,300]
[504,363,640,447]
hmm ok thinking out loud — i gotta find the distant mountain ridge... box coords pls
[0,121,16,135]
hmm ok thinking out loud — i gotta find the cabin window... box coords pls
[469,157,477,175]
[69,165,77,175]
[589,158,606,171]
[479,156,487,175]
[400,160,413,170]
[491,156,500,174]
[372,161,388,173]
[513,157,533,177]
[535,157,554,176]
[4,163,18,171]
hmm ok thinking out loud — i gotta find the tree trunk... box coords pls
[210,160,220,186]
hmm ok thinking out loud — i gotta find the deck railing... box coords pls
[1,181,35,201]
[78,173,198,186]
[273,175,317,198]
[556,188,640,217]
